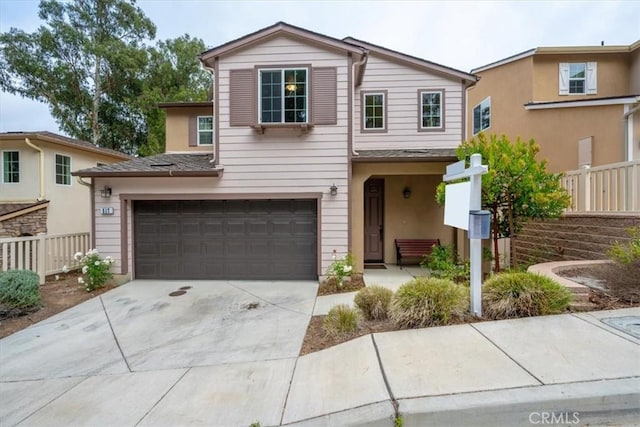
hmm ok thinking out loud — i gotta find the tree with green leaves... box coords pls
[0,0,156,152]
[137,34,211,156]
[437,133,570,271]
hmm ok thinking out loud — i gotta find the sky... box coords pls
[0,0,639,135]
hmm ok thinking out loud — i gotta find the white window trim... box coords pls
[419,90,444,130]
[197,115,214,146]
[472,96,491,135]
[363,91,386,131]
[559,62,597,96]
[569,63,586,95]
[54,153,72,186]
[2,150,20,184]
[258,68,309,124]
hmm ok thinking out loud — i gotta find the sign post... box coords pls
[443,153,488,316]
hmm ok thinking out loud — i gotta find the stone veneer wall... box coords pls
[0,209,48,238]
[512,214,640,266]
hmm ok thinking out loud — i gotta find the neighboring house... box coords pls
[0,131,130,238]
[74,22,477,280]
[467,40,640,173]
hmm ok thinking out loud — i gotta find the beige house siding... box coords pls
[1,137,125,236]
[164,106,215,153]
[354,55,464,150]
[630,48,640,93]
[215,36,350,273]
[468,51,635,172]
[466,56,533,141]
[532,53,630,101]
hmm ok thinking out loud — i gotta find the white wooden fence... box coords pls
[0,232,90,284]
[561,160,640,213]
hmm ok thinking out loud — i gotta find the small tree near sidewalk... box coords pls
[437,133,570,272]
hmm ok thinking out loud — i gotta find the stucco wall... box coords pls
[466,57,534,141]
[532,53,630,101]
[164,106,215,153]
[0,137,126,236]
[467,54,631,172]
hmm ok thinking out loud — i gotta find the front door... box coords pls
[364,178,384,262]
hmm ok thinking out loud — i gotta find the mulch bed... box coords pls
[316,273,365,296]
[302,263,640,356]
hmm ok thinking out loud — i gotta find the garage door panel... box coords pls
[134,199,317,280]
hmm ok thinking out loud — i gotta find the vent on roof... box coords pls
[150,163,175,167]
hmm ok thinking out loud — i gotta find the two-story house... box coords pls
[74,22,477,280]
[467,40,640,173]
[0,131,130,238]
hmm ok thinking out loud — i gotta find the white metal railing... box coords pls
[0,232,90,284]
[561,160,640,213]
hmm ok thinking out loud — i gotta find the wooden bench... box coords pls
[395,238,441,268]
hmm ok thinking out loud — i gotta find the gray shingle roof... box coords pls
[73,153,222,177]
[354,149,457,161]
[0,131,131,160]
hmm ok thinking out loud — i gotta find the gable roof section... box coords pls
[199,21,365,66]
[72,153,222,177]
[473,40,640,73]
[343,36,477,85]
[0,131,131,161]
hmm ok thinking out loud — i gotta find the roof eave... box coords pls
[343,37,477,84]
[351,156,457,163]
[199,22,364,66]
[72,169,223,178]
[0,132,131,160]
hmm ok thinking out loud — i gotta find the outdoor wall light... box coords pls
[330,184,338,196]
[100,185,112,198]
[403,187,411,199]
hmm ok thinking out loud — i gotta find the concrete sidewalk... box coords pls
[286,307,640,426]
[1,278,639,426]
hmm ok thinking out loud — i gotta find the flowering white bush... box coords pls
[72,249,115,291]
[327,253,355,287]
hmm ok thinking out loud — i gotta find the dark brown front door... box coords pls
[364,178,384,262]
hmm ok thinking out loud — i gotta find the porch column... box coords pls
[350,173,368,273]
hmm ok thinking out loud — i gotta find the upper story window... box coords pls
[197,116,214,145]
[559,62,597,95]
[473,97,491,135]
[55,154,71,186]
[362,91,386,132]
[259,68,307,123]
[419,90,444,130]
[2,151,19,183]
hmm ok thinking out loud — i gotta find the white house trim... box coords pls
[525,96,640,110]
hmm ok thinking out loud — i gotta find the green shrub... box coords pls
[607,227,640,265]
[354,286,393,320]
[482,272,572,319]
[0,270,41,309]
[323,304,359,337]
[326,252,355,288]
[68,249,115,291]
[390,277,467,328]
[422,244,470,284]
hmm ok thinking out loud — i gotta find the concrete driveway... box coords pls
[0,279,318,426]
